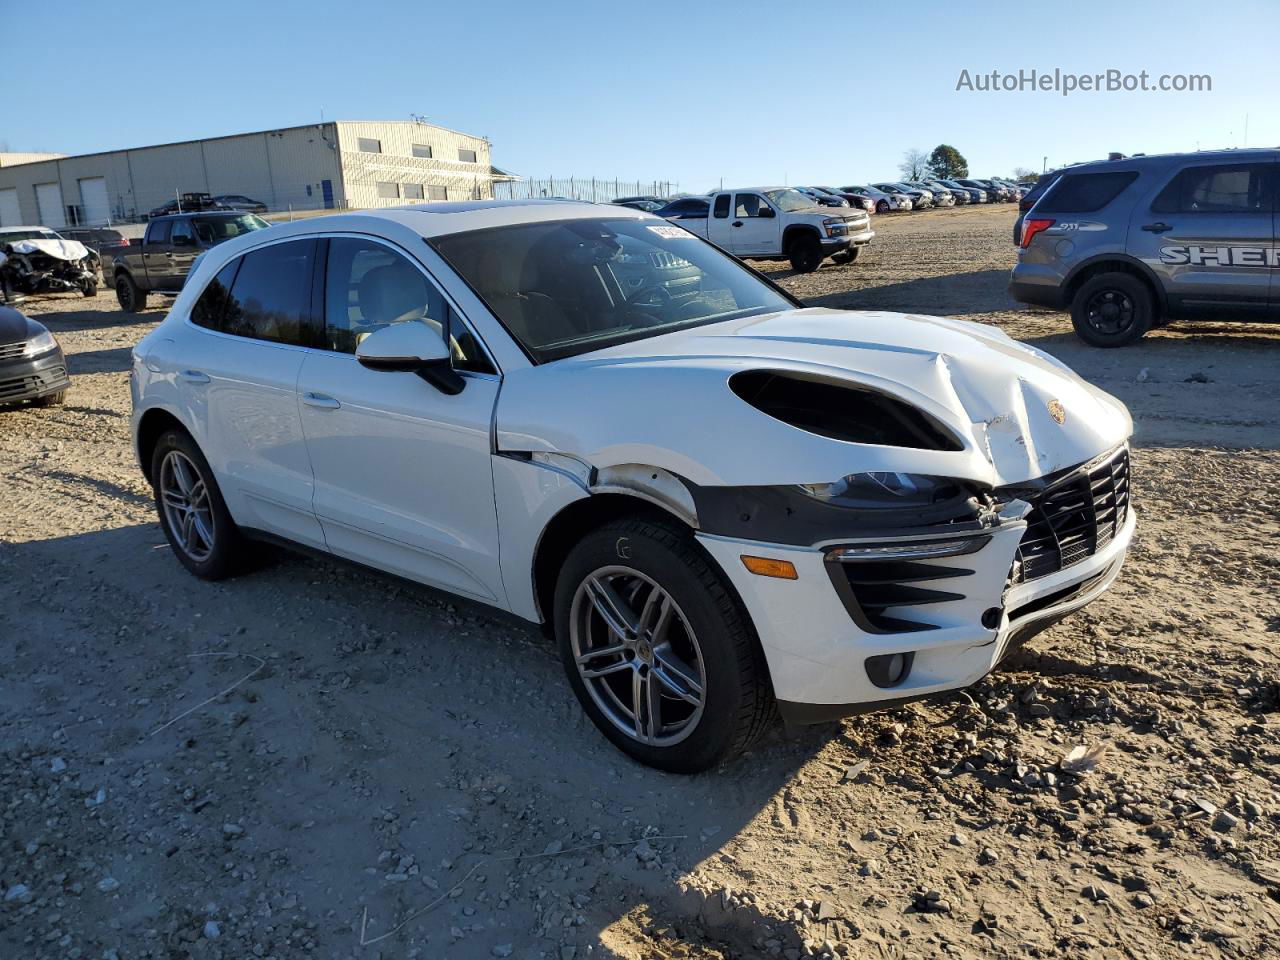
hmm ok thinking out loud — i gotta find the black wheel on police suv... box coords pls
[1071,272,1154,347]
[788,235,823,273]
[150,429,247,580]
[116,273,147,313]
[554,516,775,773]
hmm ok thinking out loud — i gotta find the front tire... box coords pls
[151,429,247,580]
[81,279,98,297]
[876,199,890,214]
[831,246,862,265]
[554,517,775,773]
[787,235,823,273]
[35,390,66,407]
[1071,272,1154,347]
[116,273,147,312]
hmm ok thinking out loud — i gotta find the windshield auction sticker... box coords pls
[646,225,693,239]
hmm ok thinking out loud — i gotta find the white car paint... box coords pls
[131,200,1135,722]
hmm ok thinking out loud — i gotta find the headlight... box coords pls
[797,472,965,509]
[23,330,58,357]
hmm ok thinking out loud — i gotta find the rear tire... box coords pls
[1071,272,1154,347]
[554,517,775,773]
[150,429,248,580]
[116,273,147,312]
[787,235,823,273]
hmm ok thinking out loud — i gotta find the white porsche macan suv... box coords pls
[130,200,1135,772]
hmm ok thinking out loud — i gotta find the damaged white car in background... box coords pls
[130,200,1135,772]
[0,228,100,302]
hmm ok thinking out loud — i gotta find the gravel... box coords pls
[3,204,1279,959]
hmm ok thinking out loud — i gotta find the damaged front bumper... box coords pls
[694,446,1136,723]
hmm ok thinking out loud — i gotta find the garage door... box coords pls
[0,188,19,227]
[79,177,110,225]
[35,182,65,227]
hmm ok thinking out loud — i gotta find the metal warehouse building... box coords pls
[0,120,502,228]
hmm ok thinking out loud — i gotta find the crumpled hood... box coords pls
[5,238,91,261]
[495,308,1132,488]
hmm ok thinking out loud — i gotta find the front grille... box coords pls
[0,374,41,400]
[0,341,25,361]
[835,558,970,632]
[1011,448,1130,584]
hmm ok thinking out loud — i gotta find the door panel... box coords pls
[297,353,504,603]
[178,329,324,547]
[1133,160,1276,310]
[730,193,780,255]
[166,220,200,290]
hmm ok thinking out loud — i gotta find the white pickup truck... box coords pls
[664,187,874,272]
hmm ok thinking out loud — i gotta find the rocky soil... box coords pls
[2,204,1277,959]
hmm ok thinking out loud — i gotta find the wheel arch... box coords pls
[1063,254,1167,312]
[135,406,190,484]
[781,224,821,254]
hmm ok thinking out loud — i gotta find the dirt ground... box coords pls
[2,203,1277,960]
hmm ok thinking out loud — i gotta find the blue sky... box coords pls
[5,0,1277,191]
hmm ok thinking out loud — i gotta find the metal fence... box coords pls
[493,177,679,203]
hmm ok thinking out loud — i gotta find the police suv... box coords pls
[1009,149,1278,346]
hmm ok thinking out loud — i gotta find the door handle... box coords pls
[1141,222,1172,233]
[732,220,743,227]
[178,370,210,384]
[302,392,341,410]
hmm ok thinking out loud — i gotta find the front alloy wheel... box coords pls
[570,567,706,746]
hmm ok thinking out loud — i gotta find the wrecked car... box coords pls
[130,201,1136,773]
[0,226,100,302]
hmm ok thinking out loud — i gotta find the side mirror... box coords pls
[356,321,464,395]
[758,206,776,218]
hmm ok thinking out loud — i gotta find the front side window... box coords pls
[358,137,382,153]
[170,220,194,245]
[458,148,478,163]
[1152,163,1274,214]
[1036,171,1138,213]
[376,182,400,200]
[431,218,797,363]
[220,239,316,345]
[323,237,494,373]
[734,194,766,218]
[713,194,730,219]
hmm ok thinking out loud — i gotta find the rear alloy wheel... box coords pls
[151,429,247,579]
[1071,272,1154,347]
[787,234,823,273]
[116,273,147,312]
[555,518,775,772]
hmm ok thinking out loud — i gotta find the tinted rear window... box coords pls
[1036,171,1138,213]
[220,239,316,345]
[191,261,240,330]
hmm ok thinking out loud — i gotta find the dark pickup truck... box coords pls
[107,211,269,311]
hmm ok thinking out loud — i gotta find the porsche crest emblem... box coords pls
[1047,399,1066,425]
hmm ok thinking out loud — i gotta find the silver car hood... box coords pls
[495,308,1132,488]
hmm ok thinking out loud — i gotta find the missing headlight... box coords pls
[729,370,963,451]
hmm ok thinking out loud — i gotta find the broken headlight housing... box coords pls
[796,472,966,510]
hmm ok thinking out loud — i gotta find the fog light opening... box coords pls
[981,607,1003,630]
[865,651,914,689]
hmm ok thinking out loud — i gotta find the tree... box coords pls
[927,144,968,180]
[898,148,928,182]
[1011,166,1038,183]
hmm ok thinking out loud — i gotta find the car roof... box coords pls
[0,225,57,234]
[1057,147,1279,174]
[152,210,252,221]
[204,199,660,241]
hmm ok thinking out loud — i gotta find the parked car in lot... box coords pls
[923,179,966,204]
[842,185,911,213]
[1010,148,1280,346]
[211,194,269,214]
[130,199,1136,771]
[612,199,666,212]
[106,211,270,311]
[814,186,875,213]
[907,181,955,206]
[874,182,933,209]
[0,226,100,302]
[0,305,69,407]
[939,179,986,203]
[653,196,710,220]
[669,187,874,270]
[961,179,1010,202]
[146,193,227,218]
[795,186,849,208]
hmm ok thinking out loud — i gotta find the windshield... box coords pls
[763,189,818,212]
[191,215,270,245]
[431,218,797,363]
